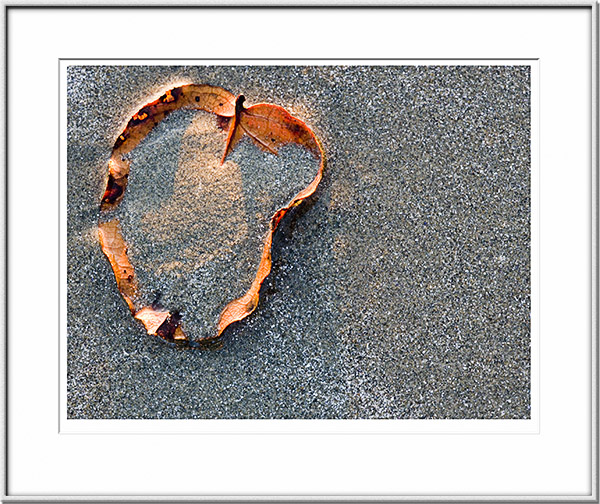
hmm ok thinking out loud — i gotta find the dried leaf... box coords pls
[98,220,137,313]
[221,95,320,164]
[135,307,187,343]
[134,306,170,334]
[99,84,325,346]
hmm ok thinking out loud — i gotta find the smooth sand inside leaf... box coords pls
[116,108,318,339]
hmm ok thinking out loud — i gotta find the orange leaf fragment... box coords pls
[98,220,137,313]
[216,232,273,336]
[135,307,187,342]
[221,95,320,164]
[135,306,170,334]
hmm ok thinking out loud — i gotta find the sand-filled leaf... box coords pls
[98,84,325,346]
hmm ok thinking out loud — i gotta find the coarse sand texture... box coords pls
[67,65,531,419]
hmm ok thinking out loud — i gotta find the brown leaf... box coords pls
[135,306,170,334]
[135,307,187,343]
[98,220,137,313]
[99,84,325,346]
[220,95,320,164]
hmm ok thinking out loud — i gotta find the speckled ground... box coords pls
[67,65,531,419]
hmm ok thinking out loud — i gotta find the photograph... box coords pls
[66,63,532,420]
[6,4,594,500]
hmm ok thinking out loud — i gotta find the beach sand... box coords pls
[67,65,531,419]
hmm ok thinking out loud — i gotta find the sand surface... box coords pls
[67,65,531,419]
